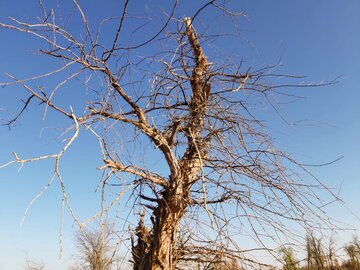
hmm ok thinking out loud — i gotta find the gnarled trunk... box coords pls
[133,186,187,270]
[150,201,184,269]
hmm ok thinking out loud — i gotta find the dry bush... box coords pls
[343,236,360,270]
[24,259,45,270]
[74,224,119,270]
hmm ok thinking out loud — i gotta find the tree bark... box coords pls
[133,182,188,270]
[150,192,185,269]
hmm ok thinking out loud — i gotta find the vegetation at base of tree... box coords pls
[276,234,360,270]
[94,232,360,270]
[25,231,360,270]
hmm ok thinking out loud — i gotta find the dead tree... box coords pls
[75,224,118,270]
[0,1,340,269]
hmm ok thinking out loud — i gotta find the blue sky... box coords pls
[0,1,360,269]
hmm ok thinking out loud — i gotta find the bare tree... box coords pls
[74,223,118,270]
[24,259,45,270]
[344,236,360,270]
[0,1,340,270]
[304,233,343,270]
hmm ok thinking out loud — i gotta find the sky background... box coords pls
[0,0,360,269]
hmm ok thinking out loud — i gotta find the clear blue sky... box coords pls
[0,1,359,269]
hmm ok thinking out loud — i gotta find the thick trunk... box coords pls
[133,187,187,270]
[150,203,184,269]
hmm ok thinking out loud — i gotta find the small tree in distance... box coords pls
[344,236,360,269]
[25,259,45,270]
[74,224,117,270]
[0,1,340,269]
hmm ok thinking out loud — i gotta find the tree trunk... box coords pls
[150,201,184,269]
[133,183,188,270]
